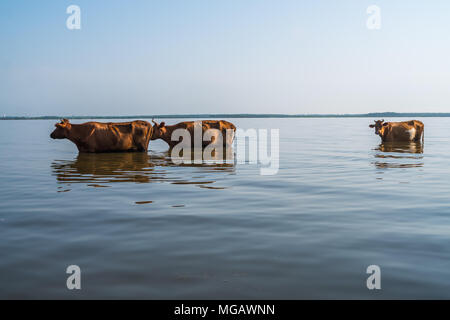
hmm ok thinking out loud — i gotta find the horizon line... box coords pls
[2,112,450,120]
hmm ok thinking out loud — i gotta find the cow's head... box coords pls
[151,119,166,140]
[50,119,71,139]
[369,119,388,136]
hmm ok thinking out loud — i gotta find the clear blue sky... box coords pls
[1,0,449,116]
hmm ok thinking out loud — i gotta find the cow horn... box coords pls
[152,119,157,125]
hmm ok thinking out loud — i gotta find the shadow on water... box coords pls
[372,142,424,169]
[51,148,235,191]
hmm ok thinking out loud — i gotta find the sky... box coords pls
[1,0,450,116]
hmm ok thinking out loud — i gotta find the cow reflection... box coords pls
[51,147,235,189]
[373,142,424,169]
[166,146,235,167]
[376,142,423,154]
[52,153,155,184]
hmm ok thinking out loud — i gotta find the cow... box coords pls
[150,119,236,148]
[50,119,153,153]
[369,119,424,143]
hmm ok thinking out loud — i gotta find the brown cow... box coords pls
[150,119,236,148]
[50,119,153,153]
[369,119,424,142]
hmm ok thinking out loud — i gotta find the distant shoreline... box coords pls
[1,113,450,120]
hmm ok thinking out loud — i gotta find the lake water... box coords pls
[0,118,449,299]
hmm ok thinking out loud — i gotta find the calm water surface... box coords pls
[0,118,449,299]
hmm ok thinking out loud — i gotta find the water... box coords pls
[0,118,449,299]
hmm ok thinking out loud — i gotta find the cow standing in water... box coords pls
[150,119,236,148]
[369,119,424,143]
[50,119,153,153]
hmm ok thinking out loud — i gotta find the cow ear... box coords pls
[160,122,165,128]
[369,124,375,128]
[55,123,63,128]
[383,122,389,126]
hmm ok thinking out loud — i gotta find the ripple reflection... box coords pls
[51,148,235,191]
[373,142,424,169]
